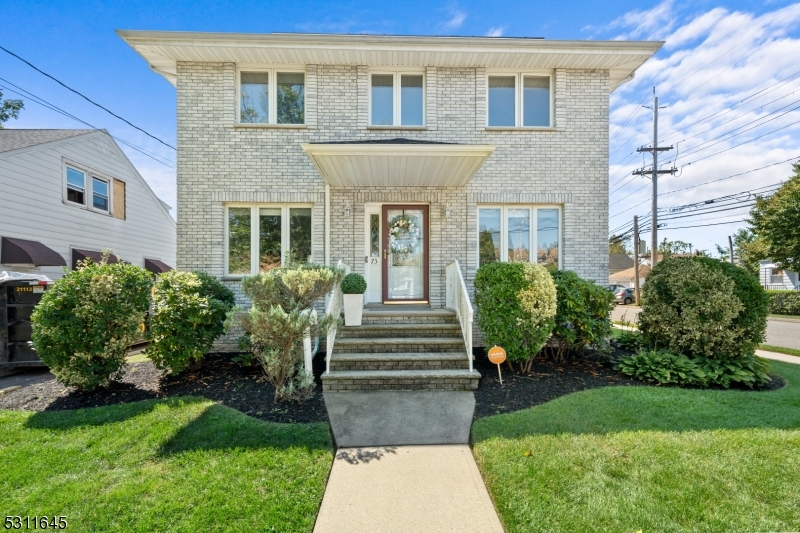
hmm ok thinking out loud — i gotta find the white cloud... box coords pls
[441,8,466,31]
[606,1,800,252]
[485,27,504,37]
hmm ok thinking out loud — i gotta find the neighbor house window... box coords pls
[487,73,552,127]
[226,204,312,276]
[370,72,424,126]
[65,164,117,216]
[66,166,86,205]
[92,177,109,212]
[239,70,305,125]
[771,269,784,284]
[478,206,561,268]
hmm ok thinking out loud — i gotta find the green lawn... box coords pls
[760,344,800,358]
[0,397,333,532]
[473,361,800,533]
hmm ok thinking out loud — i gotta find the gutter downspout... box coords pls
[325,183,331,266]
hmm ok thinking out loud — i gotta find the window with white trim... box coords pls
[487,73,552,127]
[66,166,86,205]
[478,206,561,268]
[65,164,116,215]
[92,177,109,212]
[239,70,305,125]
[370,72,424,126]
[226,204,312,275]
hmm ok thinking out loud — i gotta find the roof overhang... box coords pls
[116,30,663,91]
[1,237,66,267]
[300,142,496,187]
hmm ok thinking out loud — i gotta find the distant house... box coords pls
[759,259,798,290]
[0,129,176,279]
[609,264,650,288]
[609,253,634,279]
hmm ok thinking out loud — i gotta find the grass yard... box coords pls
[760,344,800,358]
[0,397,333,532]
[472,361,800,533]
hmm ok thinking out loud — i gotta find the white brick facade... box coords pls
[175,62,610,349]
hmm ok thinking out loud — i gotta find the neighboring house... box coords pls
[0,129,176,279]
[759,259,799,290]
[119,30,660,355]
[609,264,650,289]
[609,253,634,280]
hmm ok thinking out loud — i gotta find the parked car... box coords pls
[614,287,636,305]
[606,284,626,293]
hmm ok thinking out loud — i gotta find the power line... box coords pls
[0,44,176,151]
[658,219,747,230]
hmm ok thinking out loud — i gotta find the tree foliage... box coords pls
[658,238,695,258]
[31,257,153,391]
[749,162,800,272]
[0,90,24,128]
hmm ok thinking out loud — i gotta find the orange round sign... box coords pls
[488,346,506,365]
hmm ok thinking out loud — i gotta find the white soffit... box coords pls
[300,143,496,187]
[116,31,663,91]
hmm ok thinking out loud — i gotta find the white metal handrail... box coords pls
[445,260,474,373]
[324,260,350,374]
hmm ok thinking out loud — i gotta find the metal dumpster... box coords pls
[1,276,50,372]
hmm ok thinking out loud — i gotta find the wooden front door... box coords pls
[382,205,429,303]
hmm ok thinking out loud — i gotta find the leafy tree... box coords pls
[609,236,630,255]
[749,162,800,272]
[658,238,694,258]
[715,228,766,276]
[0,90,24,128]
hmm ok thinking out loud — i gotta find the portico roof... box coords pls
[300,140,496,188]
[116,30,663,91]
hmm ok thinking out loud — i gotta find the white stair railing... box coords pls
[445,260,474,373]
[324,260,350,374]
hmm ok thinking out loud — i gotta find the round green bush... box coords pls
[341,273,367,294]
[31,260,153,391]
[474,261,556,371]
[638,257,747,359]
[146,271,236,373]
[550,270,614,360]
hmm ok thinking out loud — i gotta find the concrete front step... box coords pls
[360,309,458,325]
[332,336,466,353]
[330,352,471,371]
[321,369,481,392]
[338,323,462,339]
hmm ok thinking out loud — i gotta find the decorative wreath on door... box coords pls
[388,213,420,255]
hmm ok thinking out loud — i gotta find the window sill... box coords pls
[366,126,428,131]
[484,127,559,132]
[232,124,308,129]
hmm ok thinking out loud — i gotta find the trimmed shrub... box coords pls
[146,271,235,373]
[638,258,746,359]
[31,259,153,391]
[616,351,771,389]
[341,273,367,294]
[232,263,345,402]
[474,261,557,373]
[550,270,614,360]
[768,290,800,316]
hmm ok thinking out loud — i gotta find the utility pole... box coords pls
[633,90,676,267]
[728,235,734,264]
[633,215,641,304]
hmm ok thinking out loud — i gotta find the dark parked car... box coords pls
[613,287,635,305]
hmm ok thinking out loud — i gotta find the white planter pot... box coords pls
[343,293,364,326]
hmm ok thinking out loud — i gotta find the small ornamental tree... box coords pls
[231,263,344,402]
[147,271,235,373]
[31,258,153,391]
[474,261,557,374]
[549,270,614,361]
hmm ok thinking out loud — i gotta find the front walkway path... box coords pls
[756,349,800,365]
[314,444,504,533]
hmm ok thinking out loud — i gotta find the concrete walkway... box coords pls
[314,445,504,533]
[757,349,800,365]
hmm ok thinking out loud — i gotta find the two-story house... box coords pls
[120,31,660,392]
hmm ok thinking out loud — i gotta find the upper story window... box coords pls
[66,166,85,205]
[65,164,118,216]
[478,205,561,269]
[370,72,424,127]
[239,70,305,125]
[487,73,552,128]
[92,177,109,212]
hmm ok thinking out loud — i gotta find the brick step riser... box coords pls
[332,344,465,354]
[322,378,479,392]
[338,328,462,339]
[330,360,469,371]
[359,316,458,325]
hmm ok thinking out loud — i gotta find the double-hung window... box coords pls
[370,72,424,126]
[226,204,313,276]
[487,73,552,127]
[92,177,109,212]
[478,206,561,268]
[65,164,113,215]
[239,70,305,125]
[66,166,86,205]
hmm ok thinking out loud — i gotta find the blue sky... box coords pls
[3,0,800,254]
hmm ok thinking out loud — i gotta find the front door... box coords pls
[382,205,429,303]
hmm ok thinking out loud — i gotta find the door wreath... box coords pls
[388,213,420,255]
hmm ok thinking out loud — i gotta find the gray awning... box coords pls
[1,237,66,267]
[144,258,173,274]
[72,248,121,270]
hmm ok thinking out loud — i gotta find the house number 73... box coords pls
[364,256,378,264]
